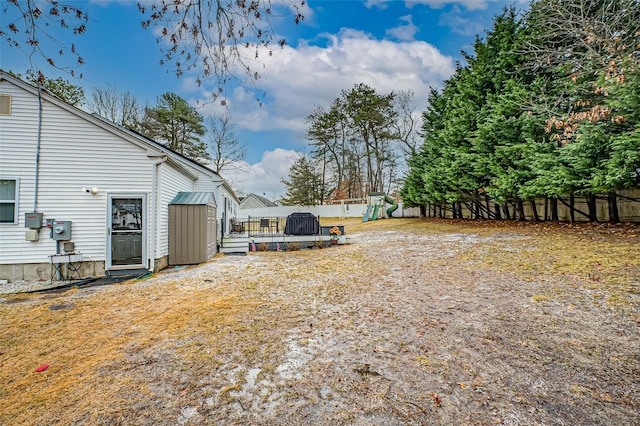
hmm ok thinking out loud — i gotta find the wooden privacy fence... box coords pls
[423,188,640,223]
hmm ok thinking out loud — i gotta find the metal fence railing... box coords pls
[226,215,346,243]
[230,215,333,237]
[230,216,287,236]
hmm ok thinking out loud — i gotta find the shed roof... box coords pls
[170,192,217,207]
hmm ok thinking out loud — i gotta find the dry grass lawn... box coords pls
[1,218,638,425]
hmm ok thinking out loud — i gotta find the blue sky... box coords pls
[2,0,528,198]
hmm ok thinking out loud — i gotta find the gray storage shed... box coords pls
[169,192,217,265]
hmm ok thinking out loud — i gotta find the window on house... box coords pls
[0,95,11,115]
[0,179,18,223]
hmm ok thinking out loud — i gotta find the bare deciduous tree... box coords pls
[3,0,305,91]
[524,0,640,74]
[138,0,305,95]
[205,111,247,174]
[392,89,421,158]
[1,0,88,74]
[88,86,144,130]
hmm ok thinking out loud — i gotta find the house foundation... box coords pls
[0,261,106,282]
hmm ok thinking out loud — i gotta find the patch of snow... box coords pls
[177,406,199,424]
[243,368,261,391]
[276,338,316,379]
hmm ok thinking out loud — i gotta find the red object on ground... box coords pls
[35,364,49,372]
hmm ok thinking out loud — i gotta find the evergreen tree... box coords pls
[523,0,640,221]
[280,155,328,206]
[404,8,529,218]
[306,84,401,199]
[343,83,398,193]
[403,2,639,222]
[141,93,208,162]
[22,70,85,106]
[306,102,346,200]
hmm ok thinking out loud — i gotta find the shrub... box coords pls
[288,242,300,251]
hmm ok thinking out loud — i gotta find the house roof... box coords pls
[0,70,241,202]
[242,193,278,208]
[169,192,217,207]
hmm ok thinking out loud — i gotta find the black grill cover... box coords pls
[284,212,320,235]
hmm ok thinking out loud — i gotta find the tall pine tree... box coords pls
[141,93,208,163]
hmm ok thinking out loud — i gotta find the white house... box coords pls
[239,193,279,210]
[0,71,239,283]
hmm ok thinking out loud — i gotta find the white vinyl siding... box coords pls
[156,162,194,258]
[0,74,239,272]
[173,159,238,227]
[215,184,239,235]
[192,169,222,194]
[191,168,227,224]
[239,195,266,210]
[0,80,156,265]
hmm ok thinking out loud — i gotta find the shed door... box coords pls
[108,196,147,269]
[207,205,217,259]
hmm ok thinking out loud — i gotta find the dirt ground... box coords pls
[1,218,639,425]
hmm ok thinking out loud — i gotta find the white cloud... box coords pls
[272,0,314,20]
[386,15,419,41]
[407,0,492,11]
[407,0,529,11]
[221,148,300,199]
[208,28,454,136]
[364,0,390,9]
[368,0,514,10]
[192,28,455,198]
[439,6,486,36]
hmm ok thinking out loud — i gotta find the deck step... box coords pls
[220,238,250,254]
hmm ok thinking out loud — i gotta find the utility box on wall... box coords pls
[52,220,72,240]
[25,229,39,241]
[25,212,43,229]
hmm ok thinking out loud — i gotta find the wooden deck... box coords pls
[220,233,346,254]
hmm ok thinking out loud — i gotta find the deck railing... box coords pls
[230,216,288,236]
[229,215,337,237]
[228,215,349,239]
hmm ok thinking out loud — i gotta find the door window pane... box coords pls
[111,198,143,230]
[111,232,143,265]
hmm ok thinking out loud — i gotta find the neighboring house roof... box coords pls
[0,70,241,202]
[170,192,217,207]
[240,193,278,208]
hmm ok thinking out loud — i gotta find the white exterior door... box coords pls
[107,195,147,270]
